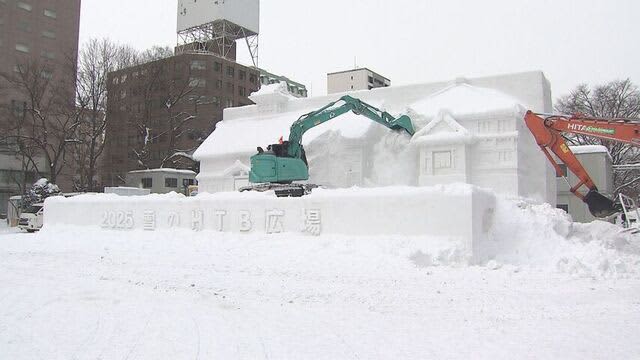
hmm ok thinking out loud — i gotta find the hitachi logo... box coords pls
[567,123,615,135]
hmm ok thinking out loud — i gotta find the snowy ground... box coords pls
[1,220,639,359]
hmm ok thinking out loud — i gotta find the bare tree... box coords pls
[555,79,640,198]
[73,39,140,191]
[0,57,83,186]
[127,56,201,170]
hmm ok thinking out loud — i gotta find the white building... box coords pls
[194,71,556,204]
[125,169,197,195]
[327,68,390,94]
[556,145,614,223]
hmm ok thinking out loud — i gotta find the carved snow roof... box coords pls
[412,110,475,145]
[222,160,250,177]
[409,83,522,118]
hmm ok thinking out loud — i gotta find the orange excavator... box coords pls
[524,111,640,218]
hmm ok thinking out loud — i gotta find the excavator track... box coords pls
[239,183,319,197]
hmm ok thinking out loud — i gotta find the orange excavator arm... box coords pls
[524,111,640,218]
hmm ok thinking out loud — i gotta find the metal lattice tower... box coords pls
[177,21,259,67]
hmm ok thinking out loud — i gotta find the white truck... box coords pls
[18,202,44,233]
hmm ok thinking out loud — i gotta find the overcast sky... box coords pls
[80,0,640,100]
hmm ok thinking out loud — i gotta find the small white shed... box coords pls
[125,169,197,195]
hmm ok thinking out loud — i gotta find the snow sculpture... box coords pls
[194,71,556,203]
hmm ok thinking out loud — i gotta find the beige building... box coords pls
[102,49,260,188]
[327,68,390,94]
[556,145,614,223]
[0,0,82,216]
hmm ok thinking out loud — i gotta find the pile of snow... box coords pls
[485,195,640,278]
[248,82,297,99]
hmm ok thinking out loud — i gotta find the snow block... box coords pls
[43,185,496,262]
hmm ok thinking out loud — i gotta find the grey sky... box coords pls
[80,0,640,100]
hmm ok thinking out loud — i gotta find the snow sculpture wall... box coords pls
[43,185,497,262]
[194,71,556,204]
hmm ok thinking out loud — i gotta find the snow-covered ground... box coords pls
[1,207,639,359]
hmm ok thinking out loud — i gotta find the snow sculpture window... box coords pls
[498,150,514,163]
[433,151,452,170]
[478,120,492,133]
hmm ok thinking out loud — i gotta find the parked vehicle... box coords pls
[18,203,44,232]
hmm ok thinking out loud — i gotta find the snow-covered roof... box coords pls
[128,168,196,175]
[569,145,611,156]
[409,83,522,118]
[194,101,389,157]
[194,75,539,160]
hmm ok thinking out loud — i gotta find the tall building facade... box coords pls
[0,0,81,216]
[327,68,390,94]
[101,50,260,188]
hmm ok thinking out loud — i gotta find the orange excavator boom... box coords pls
[524,111,640,218]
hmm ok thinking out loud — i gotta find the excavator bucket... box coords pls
[584,190,621,218]
[390,115,416,136]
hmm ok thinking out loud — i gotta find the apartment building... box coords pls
[257,68,308,98]
[0,0,82,216]
[327,68,390,94]
[101,50,260,187]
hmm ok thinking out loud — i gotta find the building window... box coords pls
[239,86,245,96]
[17,2,32,11]
[214,62,222,72]
[249,74,257,84]
[189,77,206,88]
[42,30,56,39]
[190,60,207,70]
[141,178,153,189]
[226,82,233,91]
[40,70,52,79]
[41,50,55,60]
[43,9,56,18]
[557,204,569,213]
[368,76,374,84]
[225,99,233,108]
[120,90,127,99]
[18,21,31,32]
[15,43,29,53]
[239,70,246,80]
[433,151,452,170]
[226,66,234,78]
[216,80,222,89]
[165,178,178,188]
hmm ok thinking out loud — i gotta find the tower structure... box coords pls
[176,0,260,67]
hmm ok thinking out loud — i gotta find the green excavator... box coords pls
[240,95,415,197]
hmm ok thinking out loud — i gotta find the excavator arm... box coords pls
[286,95,415,159]
[245,95,415,196]
[524,110,640,217]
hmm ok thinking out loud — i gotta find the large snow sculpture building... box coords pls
[194,71,556,204]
